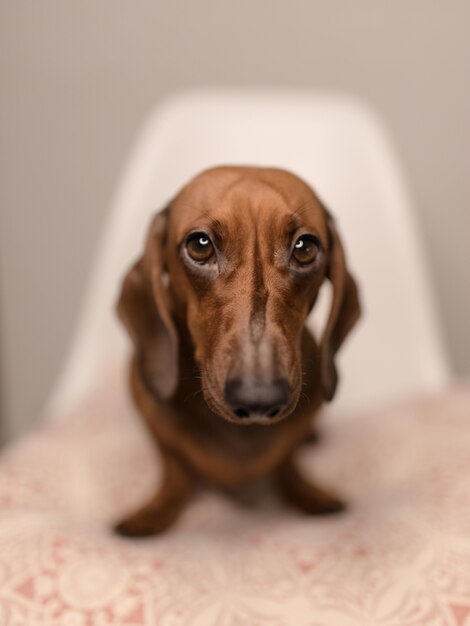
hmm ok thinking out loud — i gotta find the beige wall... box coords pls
[1,1,469,441]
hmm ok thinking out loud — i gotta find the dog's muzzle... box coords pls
[224,377,292,422]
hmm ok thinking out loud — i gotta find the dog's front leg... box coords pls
[114,449,192,537]
[275,455,346,516]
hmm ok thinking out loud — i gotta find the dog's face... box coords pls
[118,166,360,425]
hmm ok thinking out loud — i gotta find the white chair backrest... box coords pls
[46,90,449,420]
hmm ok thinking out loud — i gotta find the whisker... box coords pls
[184,386,213,403]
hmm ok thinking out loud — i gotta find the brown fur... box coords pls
[114,166,360,537]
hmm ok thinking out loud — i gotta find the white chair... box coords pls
[45,88,449,422]
[3,91,468,626]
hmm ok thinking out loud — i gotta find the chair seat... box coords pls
[1,366,470,626]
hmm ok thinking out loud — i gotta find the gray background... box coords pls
[0,1,469,441]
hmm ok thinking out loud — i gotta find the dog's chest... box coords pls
[182,410,277,462]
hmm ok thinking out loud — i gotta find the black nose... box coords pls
[224,377,291,419]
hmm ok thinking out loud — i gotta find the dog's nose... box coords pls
[224,377,291,419]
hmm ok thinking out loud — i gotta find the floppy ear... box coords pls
[117,210,178,400]
[319,213,361,402]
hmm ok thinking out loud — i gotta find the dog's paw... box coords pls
[113,509,174,538]
[113,519,156,538]
[307,494,347,516]
[278,471,348,517]
[297,489,347,516]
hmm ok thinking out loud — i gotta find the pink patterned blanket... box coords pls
[1,366,469,626]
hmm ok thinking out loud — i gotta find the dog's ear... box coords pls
[117,210,178,400]
[319,212,361,402]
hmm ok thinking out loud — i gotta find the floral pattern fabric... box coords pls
[1,366,470,626]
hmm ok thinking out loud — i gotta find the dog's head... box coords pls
[118,166,360,425]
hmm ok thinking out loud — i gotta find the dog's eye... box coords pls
[292,235,320,266]
[186,232,215,263]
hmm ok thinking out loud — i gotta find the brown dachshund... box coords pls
[114,166,360,537]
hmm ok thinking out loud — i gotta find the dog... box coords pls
[114,165,361,537]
